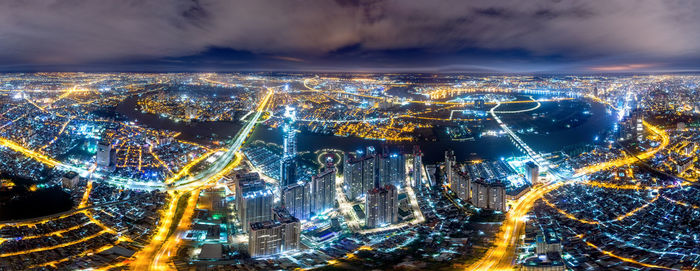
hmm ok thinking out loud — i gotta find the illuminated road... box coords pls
[129,88,272,270]
[465,100,563,271]
[163,88,273,190]
[0,89,273,192]
[579,237,680,270]
[128,190,183,271]
[574,120,670,177]
[129,148,244,270]
[79,179,93,208]
[492,96,541,114]
[467,182,564,271]
[0,229,109,258]
[467,119,671,270]
[152,188,202,271]
[334,175,361,231]
[541,191,660,225]
[489,101,552,172]
[147,153,243,271]
[0,84,273,270]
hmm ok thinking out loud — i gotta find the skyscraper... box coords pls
[377,150,392,186]
[61,171,80,190]
[593,86,599,97]
[472,179,506,212]
[377,148,405,187]
[454,171,471,202]
[344,146,405,200]
[282,180,311,220]
[273,207,301,252]
[248,220,283,257]
[280,106,298,190]
[525,161,539,185]
[282,106,297,158]
[631,109,645,142]
[365,184,398,228]
[487,181,506,212]
[96,141,110,166]
[412,145,423,189]
[343,148,376,200]
[444,150,456,187]
[235,173,273,232]
[280,158,297,189]
[311,167,336,215]
[536,228,562,255]
[473,179,488,209]
[362,146,378,187]
[343,152,362,199]
[619,109,645,142]
[96,141,116,171]
[248,207,301,258]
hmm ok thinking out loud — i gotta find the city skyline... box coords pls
[0,1,699,271]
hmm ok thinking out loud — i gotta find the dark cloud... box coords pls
[0,0,699,71]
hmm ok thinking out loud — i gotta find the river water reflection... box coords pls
[118,96,617,164]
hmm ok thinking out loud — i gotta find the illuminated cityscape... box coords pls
[1,1,700,271]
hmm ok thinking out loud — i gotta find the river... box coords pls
[117,95,617,164]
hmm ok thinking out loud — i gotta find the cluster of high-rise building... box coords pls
[239,105,344,257]
[618,109,645,142]
[235,171,307,258]
[445,150,507,212]
[239,106,306,258]
[343,146,406,228]
[282,166,336,220]
[311,167,337,213]
[278,107,338,220]
[343,146,405,200]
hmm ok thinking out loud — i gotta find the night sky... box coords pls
[1,0,699,73]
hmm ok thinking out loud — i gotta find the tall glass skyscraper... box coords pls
[280,106,298,189]
[282,106,297,158]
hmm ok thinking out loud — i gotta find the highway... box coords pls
[151,188,202,271]
[0,86,273,269]
[129,88,273,270]
[574,120,670,177]
[103,88,273,191]
[467,101,670,270]
[0,88,272,192]
[468,182,564,271]
[465,102,563,271]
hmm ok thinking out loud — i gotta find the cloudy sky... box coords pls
[1,0,699,73]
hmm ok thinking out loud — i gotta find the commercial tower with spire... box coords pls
[280,106,312,220]
[280,106,298,189]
